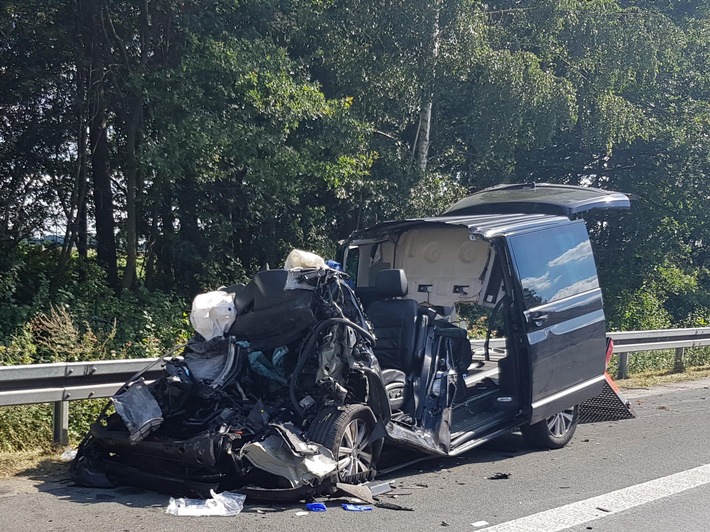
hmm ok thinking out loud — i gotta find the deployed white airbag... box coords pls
[284,249,327,270]
[190,291,237,341]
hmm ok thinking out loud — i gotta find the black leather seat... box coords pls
[366,269,427,411]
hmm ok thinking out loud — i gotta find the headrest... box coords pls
[375,269,408,298]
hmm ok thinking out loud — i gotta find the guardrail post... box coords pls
[53,400,69,446]
[673,347,685,373]
[617,352,629,380]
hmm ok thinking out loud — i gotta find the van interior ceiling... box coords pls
[347,224,503,310]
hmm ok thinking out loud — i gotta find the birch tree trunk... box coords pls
[414,0,440,175]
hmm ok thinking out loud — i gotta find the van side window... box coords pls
[345,247,359,280]
[509,223,600,309]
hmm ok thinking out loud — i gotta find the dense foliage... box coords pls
[3,0,710,368]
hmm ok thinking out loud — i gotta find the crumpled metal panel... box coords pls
[239,430,337,488]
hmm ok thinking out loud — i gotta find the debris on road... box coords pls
[335,482,376,504]
[364,480,394,496]
[306,502,327,512]
[59,449,77,462]
[165,490,246,516]
[374,501,413,511]
[487,472,511,480]
[471,520,489,527]
[342,503,373,511]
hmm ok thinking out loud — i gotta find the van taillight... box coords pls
[605,338,614,369]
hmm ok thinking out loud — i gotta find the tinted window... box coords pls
[345,247,359,279]
[509,222,599,309]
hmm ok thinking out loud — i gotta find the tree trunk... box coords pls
[153,182,175,290]
[88,0,119,292]
[177,177,201,295]
[75,57,89,262]
[51,0,92,291]
[413,1,440,175]
[416,99,433,174]
[122,98,141,290]
[143,207,159,289]
[121,0,149,290]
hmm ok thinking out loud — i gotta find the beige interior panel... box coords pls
[394,226,491,306]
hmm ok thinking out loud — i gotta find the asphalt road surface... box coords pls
[1,378,709,532]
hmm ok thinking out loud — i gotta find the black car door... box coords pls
[506,221,608,424]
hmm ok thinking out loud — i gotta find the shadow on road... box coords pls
[11,431,542,511]
[377,431,543,482]
[16,458,166,509]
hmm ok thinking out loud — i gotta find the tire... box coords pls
[307,404,383,484]
[520,405,579,449]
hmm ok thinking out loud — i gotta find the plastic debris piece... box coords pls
[306,502,327,512]
[59,449,77,462]
[166,490,246,517]
[364,480,394,496]
[342,504,373,512]
[471,521,489,527]
[295,511,309,516]
[335,482,376,504]
[487,472,511,480]
[441,522,450,527]
[375,501,413,511]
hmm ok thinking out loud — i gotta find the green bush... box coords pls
[0,251,190,365]
[0,247,192,452]
[0,404,54,452]
[609,264,710,332]
[0,399,111,451]
[608,347,710,378]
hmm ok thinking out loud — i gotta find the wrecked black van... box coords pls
[72,183,630,499]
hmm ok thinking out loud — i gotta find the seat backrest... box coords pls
[374,269,408,298]
[367,270,424,375]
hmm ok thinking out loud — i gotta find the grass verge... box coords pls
[0,449,69,480]
[616,365,710,390]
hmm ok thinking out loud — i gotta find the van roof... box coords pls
[348,212,574,242]
[443,182,631,217]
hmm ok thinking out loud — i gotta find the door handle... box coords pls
[529,313,549,326]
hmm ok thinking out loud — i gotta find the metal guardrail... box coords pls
[470,327,710,379]
[0,359,163,445]
[2,327,710,445]
[608,327,710,379]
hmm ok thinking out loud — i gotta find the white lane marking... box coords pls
[483,463,710,531]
